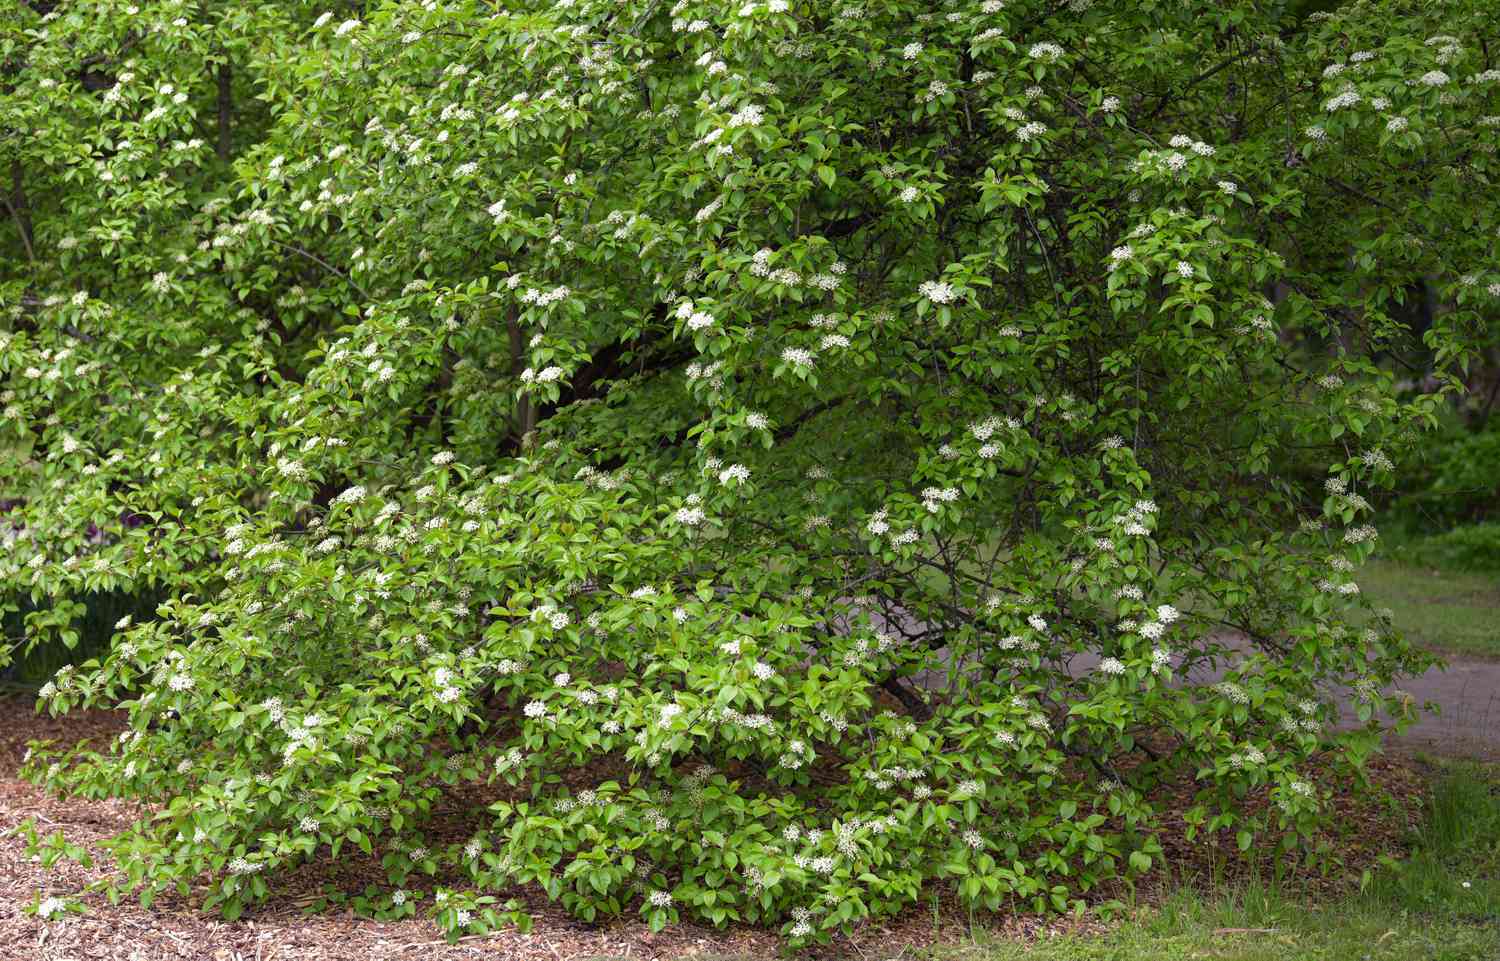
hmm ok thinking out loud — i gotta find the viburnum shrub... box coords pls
[2,0,1497,944]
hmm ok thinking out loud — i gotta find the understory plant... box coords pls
[2,0,1497,944]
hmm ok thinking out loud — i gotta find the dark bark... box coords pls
[5,161,33,262]
[507,304,536,446]
[880,674,932,721]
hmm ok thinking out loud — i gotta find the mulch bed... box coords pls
[0,690,1436,960]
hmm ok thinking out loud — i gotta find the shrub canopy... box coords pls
[2,0,1497,941]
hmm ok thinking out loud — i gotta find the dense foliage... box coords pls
[2,0,1497,942]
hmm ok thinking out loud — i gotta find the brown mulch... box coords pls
[0,691,1444,961]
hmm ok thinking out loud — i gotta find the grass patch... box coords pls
[1357,559,1500,658]
[928,763,1500,961]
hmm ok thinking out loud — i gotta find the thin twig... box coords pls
[266,239,370,300]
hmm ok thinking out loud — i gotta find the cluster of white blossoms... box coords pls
[781,346,816,368]
[688,308,716,332]
[1028,42,1064,62]
[1015,120,1048,142]
[36,897,66,920]
[227,857,266,876]
[920,487,959,512]
[519,366,565,384]
[918,279,958,304]
[1324,87,1361,112]
[728,103,765,127]
[1214,681,1249,704]
[518,284,571,307]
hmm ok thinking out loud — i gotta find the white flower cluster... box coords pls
[918,279,958,304]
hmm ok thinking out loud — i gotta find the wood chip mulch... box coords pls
[0,691,1442,961]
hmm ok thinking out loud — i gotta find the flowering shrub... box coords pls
[2,0,1496,944]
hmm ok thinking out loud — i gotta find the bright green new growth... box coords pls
[2,0,1495,943]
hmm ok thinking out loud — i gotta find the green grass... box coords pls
[1357,559,1500,658]
[926,763,1500,961]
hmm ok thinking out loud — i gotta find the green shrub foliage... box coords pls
[2,0,1497,942]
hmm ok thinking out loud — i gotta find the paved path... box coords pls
[1374,653,1500,760]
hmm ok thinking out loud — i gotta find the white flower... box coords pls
[299,816,320,833]
[37,897,66,919]
[1015,121,1047,142]
[1324,89,1361,112]
[1174,261,1194,279]
[1028,42,1064,62]
[695,196,724,222]
[649,890,673,907]
[728,103,765,127]
[1214,681,1248,704]
[918,280,958,304]
[1419,70,1450,86]
[334,19,360,37]
[1098,657,1126,676]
